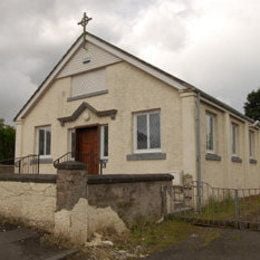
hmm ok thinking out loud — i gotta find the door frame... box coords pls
[75,124,101,174]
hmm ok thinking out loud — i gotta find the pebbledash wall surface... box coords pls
[0,162,174,244]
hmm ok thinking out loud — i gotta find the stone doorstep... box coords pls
[0,228,38,245]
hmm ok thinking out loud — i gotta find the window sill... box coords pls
[231,156,242,163]
[67,90,108,102]
[205,153,221,161]
[31,158,53,165]
[250,158,257,164]
[126,153,166,161]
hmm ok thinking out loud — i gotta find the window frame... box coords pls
[231,122,239,156]
[133,110,161,154]
[206,112,216,154]
[100,125,109,159]
[68,128,76,159]
[36,126,51,158]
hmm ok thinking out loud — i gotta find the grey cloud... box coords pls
[0,0,260,124]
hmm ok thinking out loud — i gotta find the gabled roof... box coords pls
[14,31,254,124]
[14,32,192,121]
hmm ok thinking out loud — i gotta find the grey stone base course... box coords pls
[231,156,242,163]
[205,153,221,161]
[126,153,166,161]
[31,158,53,164]
[250,158,257,164]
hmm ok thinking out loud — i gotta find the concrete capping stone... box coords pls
[54,161,86,170]
[0,173,57,183]
[205,153,221,161]
[87,173,173,185]
[67,90,108,102]
[231,156,242,163]
[250,158,257,164]
[126,153,166,161]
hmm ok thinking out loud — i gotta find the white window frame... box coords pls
[231,122,239,156]
[133,110,161,154]
[100,125,108,159]
[68,128,76,160]
[36,126,51,158]
[249,130,255,158]
[206,112,216,154]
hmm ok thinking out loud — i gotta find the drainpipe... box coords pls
[195,91,202,210]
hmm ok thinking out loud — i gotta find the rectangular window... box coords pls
[206,113,216,153]
[37,126,51,157]
[134,111,161,152]
[231,122,239,155]
[249,130,255,158]
[100,125,108,159]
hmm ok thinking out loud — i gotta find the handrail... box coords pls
[15,154,40,174]
[53,152,73,168]
[53,152,108,174]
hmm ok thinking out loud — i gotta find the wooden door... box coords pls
[76,126,100,175]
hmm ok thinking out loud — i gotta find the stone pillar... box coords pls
[180,91,197,180]
[55,161,88,244]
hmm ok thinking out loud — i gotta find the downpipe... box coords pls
[195,92,202,211]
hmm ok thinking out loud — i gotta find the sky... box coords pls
[1,0,260,124]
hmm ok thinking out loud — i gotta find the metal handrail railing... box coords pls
[53,151,108,175]
[15,154,40,174]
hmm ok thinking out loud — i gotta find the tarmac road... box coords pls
[146,228,260,260]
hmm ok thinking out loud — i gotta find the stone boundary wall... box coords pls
[0,164,174,244]
[0,173,56,231]
[55,162,174,244]
[0,164,14,174]
[87,174,173,228]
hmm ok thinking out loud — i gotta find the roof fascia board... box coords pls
[15,37,84,121]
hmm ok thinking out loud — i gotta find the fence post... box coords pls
[234,189,240,222]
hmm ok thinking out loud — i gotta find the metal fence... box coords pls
[172,181,260,228]
[15,154,40,174]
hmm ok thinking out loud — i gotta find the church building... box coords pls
[14,14,260,189]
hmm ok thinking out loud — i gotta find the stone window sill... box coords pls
[205,153,221,161]
[231,156,242,163]
[250,158,257,164]
[126,153,166,161]
[67,90,108,102]
[31,158,53,165]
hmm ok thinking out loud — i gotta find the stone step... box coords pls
[172,207,193,214]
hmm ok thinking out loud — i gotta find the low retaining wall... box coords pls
[87,174,173,226]
[0,163,174,244]
[0,164,14,174]
[0,174,56,230]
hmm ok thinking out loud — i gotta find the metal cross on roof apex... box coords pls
[78,12,92,50]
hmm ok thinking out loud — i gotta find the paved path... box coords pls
[0,224,76,260]
[146,228,260,260]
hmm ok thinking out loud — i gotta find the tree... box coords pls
[0,119,15,163]
[244,88,260,120]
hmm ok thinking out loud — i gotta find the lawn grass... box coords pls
[183,194,260,222]
[115,218,220,254]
